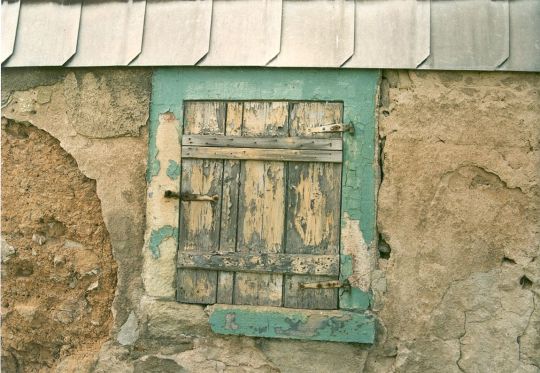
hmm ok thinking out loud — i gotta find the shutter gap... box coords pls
[231,102,245,305]
[215,101,228,304]
[281,101,294,306]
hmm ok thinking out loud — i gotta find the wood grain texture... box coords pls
[183,135,342,151]
[234,102,288,306]
[177,102,226,304]
[177,252,340,275]
[284,102,343,309]
[177,100,345,309]
[217,102,243,303]
[182,146,342,163]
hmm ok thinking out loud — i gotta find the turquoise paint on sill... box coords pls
[209,305,375,344]
[149,67,380,315]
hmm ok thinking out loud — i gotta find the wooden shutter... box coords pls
[177,101,343,310]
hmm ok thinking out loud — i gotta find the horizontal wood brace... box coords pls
[182,146,342,163]
[183,135,342,151]
[177,252,340,276]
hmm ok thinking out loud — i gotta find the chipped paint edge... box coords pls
[208,304,375,344]
[143,110,181,297]
[146,67,379,311]
[149,225,178,259]
[166,160,181,180]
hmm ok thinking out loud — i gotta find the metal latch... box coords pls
[164,191,219,202]
[299,279,351,290]
[308,123,355,134]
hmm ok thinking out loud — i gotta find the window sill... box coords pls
[208,304,375,344]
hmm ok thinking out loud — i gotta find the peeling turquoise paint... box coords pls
[149,68,380,339]
[146,134,160,183]
[339,254,372,310]
[166,160,180,180]
[340,254,354,278]
[150,67,379,248]
[209,305,375,344]
[340,289,372,311]
[149,225,178,259]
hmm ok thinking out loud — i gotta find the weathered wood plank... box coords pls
[183,101,226,135]
[177,101,226,304]
[234,101,288,306]
[217,102,243,304]
[182,146,342,163]
[183,135,342,151]
[284,102,343,309]
[177,252,340,276]
[208,304,376,344]
[289,102,343,140]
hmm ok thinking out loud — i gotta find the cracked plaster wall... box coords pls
[1,68,539,372]
[371,70,539,372]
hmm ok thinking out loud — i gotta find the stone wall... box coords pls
[1,68,538,372]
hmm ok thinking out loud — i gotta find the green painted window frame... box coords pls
[147,68,380,344]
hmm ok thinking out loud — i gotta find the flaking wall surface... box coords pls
[1,68,538,372]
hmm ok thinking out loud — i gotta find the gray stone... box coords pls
[93,342,134,373]
[53,255,66,266]
[1,237,16,263]
[133,356,186,373]
[31,233,47,245]
[259,339,369,373]
[139,297,211,340]
[117,311,140,346]
[63,239,84,249]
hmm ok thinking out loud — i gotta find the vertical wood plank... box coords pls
[177,102,225,304]
[217,102,243,303]
[284,102,343,309]
[234,102,288,306]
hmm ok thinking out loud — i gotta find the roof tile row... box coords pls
[2,0,538,71]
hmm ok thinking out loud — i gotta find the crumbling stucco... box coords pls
[2,68,150,371]
[371,70,540,372]
[2,68,538,372]
[143,112,182,297]
[341,213,374,292]
[1,119,116,371]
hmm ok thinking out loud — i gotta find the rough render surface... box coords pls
[1,68,539,372]
[372,71,539,372]
[1,68,150,371]
[1,120,116,372]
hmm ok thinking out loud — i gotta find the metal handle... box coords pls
[308,122,355,134]
[164,191,219,202]
[181,193,219,202]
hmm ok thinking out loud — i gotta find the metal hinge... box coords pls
[164,191,219,202]
[299,279,351,290]
[308,122,355,135]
